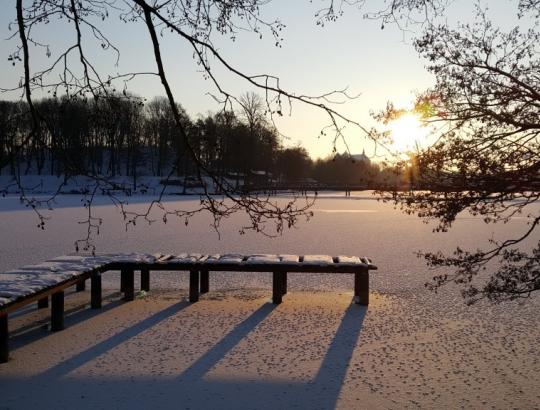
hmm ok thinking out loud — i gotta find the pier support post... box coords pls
[122,268,135,301]
[272,271,284,304]
[76,279,86,292]
[0,315,8,363]
[91,273,102,309]
[354,268,369,306]
[37,297,49,309]
[141,267,150,292]
[200,269,209,294]
[51,291,65,331]
[189,270,199,302]
[120,269,127,292]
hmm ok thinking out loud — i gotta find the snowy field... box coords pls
[1,192,539,409]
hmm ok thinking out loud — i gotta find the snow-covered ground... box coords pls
[1,193,539,408]
[0,174,218,196]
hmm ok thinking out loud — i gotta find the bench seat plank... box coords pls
[206,254,245,264]
[165,253,204,264]
[104,253,156,263]
[21,262,93,274]
[0,272,77,304]
[336,256,362,265]
[279,255,300,264]
[246,255,281,264]
[302,255,334,265]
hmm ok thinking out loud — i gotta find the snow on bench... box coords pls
[0,252,376,363]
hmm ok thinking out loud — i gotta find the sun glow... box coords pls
[387,113,429,153]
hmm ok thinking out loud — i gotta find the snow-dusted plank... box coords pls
[101,252,156,263]
[48,255,106,269]
[2,269,34,276]
[156,254,175,263]
[48,255,90,263]
[336,256,362,265]
[302,255,334,266]
[206,254,245,264]
[20,262,92,275]
[246,254,280,264]
[198,255,210,263]
[0,272,75,300]
[3,269,77,278]
[168,253,203,264]
[360,257,373,265]
[2,271,77,283]
[205,254,220,263]
[279,255,300,264]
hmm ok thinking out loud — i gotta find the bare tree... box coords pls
[6,0,518,267]
[4,0,381,249]
[379,4,540,303]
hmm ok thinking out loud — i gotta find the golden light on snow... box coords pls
[387,113,429,153]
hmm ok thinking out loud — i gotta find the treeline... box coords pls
[0,95,400,188]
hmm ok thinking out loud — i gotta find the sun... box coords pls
[387,113,429,153]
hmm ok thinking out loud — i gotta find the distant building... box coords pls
[351,149,371,164]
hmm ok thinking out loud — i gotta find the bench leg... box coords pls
[200,269,209,294]
[76,279,86,292]
[37,297,49,309]
[141,267,150,292]
[120,269,127,292]
[91,273,102,309]
[51,291,65,331]
[189,270,199,303]
[123,268,135,301]
[272,271,283,304]
[282,272,288,295]
[354,269,369,305]
[0,315,8,363]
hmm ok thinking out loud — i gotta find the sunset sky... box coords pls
[0,1,522,159]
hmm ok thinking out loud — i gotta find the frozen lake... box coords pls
[2,192,540,409]
[1,192,538,300]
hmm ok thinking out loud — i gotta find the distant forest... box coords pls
[0,95,400,188]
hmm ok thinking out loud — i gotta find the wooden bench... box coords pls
[0,253,377,363]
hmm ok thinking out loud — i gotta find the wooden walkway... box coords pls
[0,253,377,363]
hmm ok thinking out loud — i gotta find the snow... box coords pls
[166,253,205,264]
[302,255,334,265]
[0,271,75,303]
[278,255,300,264]
[246,254,281,264]
[206,254,245,264]
[0,174,232,196]
[336,256,362,265]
